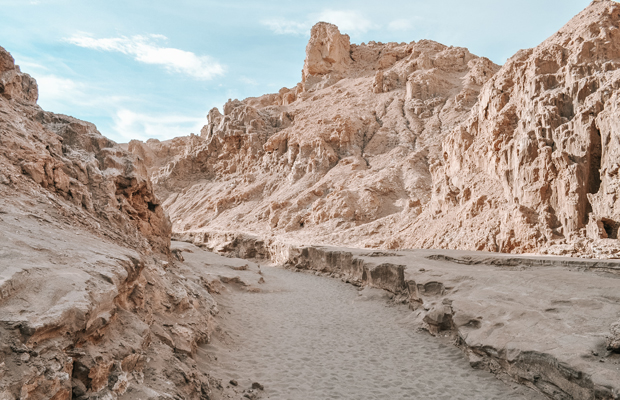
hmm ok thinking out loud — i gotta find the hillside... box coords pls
[0,46,228,400]
[129,0,620,259]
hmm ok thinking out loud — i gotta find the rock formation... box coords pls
[609,320,620,352]
[302,22,351,90]
[128,1,620,259]
[0,46,226,399]
[413,0,620,255]
[129,23,501,251]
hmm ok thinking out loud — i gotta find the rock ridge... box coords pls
[130,1,620,258]
[0,45,235,400]
[130,23,501,251]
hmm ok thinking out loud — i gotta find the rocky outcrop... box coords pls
[0,45,170,253]
[400,0,620,255]
[302,22,352,90]
[127,1,620,258]
[0,46,223,400]
[0,46,37,105]
[129,24,500,251]
[609,321,620,352]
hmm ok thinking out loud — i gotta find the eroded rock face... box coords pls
[409,0,620,254]
[0,46,171,253]
[130,2,620,257]
[302,22,351,90]
[609,320,620,352]
[130,25,499,250]
[0,46,37,104]
[0,46,220,400]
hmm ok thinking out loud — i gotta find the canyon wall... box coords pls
[129,23,500,250]
[420,0,620,255]
[0,46,219,400]
[130,0,620,258]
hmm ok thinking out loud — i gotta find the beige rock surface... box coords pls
[130,22,500,251]
[0,46,246,400]
[127,1,620,258]
[406,0,620,255]
[0,46,171,254]
[299,246,620,399]
[610,321,620,352]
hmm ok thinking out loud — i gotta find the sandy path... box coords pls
[199,266,543,399]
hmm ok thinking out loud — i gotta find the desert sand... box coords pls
[174,232,620,399]
[198,259,543,399]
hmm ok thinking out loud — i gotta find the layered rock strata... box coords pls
[0,47,232,400]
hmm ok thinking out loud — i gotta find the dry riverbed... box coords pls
[173,234,620,399]
[201,266,543,400]
[172,242,543,399]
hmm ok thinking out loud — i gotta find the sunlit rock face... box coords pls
[130,23,500,251]
[129,1,620,258]
[431,0,620,255]
[0,45,221,400]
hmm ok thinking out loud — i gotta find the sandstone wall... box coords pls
[0,46,170,253]
[131,2,620,258]
[412,0,620,255]
[131,23,500,251]
[0,46,219,400]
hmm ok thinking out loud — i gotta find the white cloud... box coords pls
[261,19,308,35]
[262,9,376,36]
[11,53,52,74]
[112,109,205,141]
[36,75,84,103]
[35,75,133,110]
[17,60,48,72]
[316,10,376,34]
[65,34,225,80]
[239,76,258,86]
[388,19,414,31]
[20,69,206,142]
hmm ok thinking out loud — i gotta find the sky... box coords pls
[0,0,591,143]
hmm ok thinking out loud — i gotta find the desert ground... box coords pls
[2,1,620,399]
[186,242,543,399]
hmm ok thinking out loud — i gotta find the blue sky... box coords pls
[0,0,591,143]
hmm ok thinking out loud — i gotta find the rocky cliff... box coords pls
[416,0,620,256]
[129,22,500,249]
[0,46,223,399]
[129,0,620,259]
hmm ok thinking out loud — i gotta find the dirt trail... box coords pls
[198,265,544,399]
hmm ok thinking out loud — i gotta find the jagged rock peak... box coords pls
[302,22,351,83]
[543,0,620,54]
[0,45,38,104]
